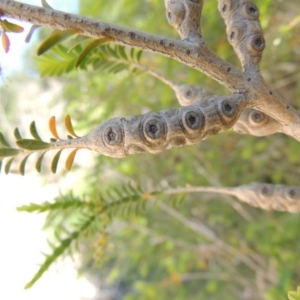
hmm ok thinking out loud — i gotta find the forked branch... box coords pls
[1,0,300,138]
[164,0,203,42]
[218,0,265,73]
[140,64,285,137]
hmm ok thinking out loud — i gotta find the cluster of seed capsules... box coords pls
[218,0,265,72]
[60,94,244,158]
[234,183,300,213]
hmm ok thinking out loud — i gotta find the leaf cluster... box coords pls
[35,30,144,77]
[0,115,82,175]
[17,182,162,288]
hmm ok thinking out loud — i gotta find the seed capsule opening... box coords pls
[145,120,164,139]
[248,110,269,126]
[260,185,273,197]
[186,111,201,129]
[218,0,236,18]
[140,112,167,147]
[245,3,259,18]
[226,24,245,46]
[222,100,236,117]
[252,34,265,51]
[104,126,123,146]
[285,188,300,200]
[178,106,205,140]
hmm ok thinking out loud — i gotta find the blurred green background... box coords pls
[1,0,300,299]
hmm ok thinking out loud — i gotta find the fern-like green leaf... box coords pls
[19,154,32,176]
[34,40,144,78]
[112,187,123,199]
[68,35,90,53]
[176,194,186,207]
[116,45,127,60]
[37,29,77,56]
[130,48,135,60]
[51,149,63,173]
[17,198,93,213]
[170,194,186,207]
[109,62,128,73]
[121,183,133,195]
[52,44,76,60]
[136,183,144,193]
[17,139,51,151]
[0,148,20,158]
[93,60,113,71]
[136,49,143,62]
[35,151,47,173]
[20,183,159,288]
[0,132,11,147]
[105,45,120,59]
[75,37,113,68]
[128,182,138,194]
[35,45,78,76]
[14,128,22,140]
[99,184,153,217]
[30,121,42,141]
[130,67,144,75]
[64,115,79,138]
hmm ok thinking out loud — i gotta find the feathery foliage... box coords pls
[35,31,144,77]
[17,182,164,288]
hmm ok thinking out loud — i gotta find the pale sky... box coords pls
[0,0,79,78]
[0,1,99,300]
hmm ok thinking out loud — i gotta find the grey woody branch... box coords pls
[0,0,243,90]
[130,61,287,139]
[1,0,300,139]
[218,0,265,73]
[164,0,203,42]
[137,63,285,137]
[165,183,300,213]
[174,84,284,137]
[233,108,283,136]
[52,94,246,157]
